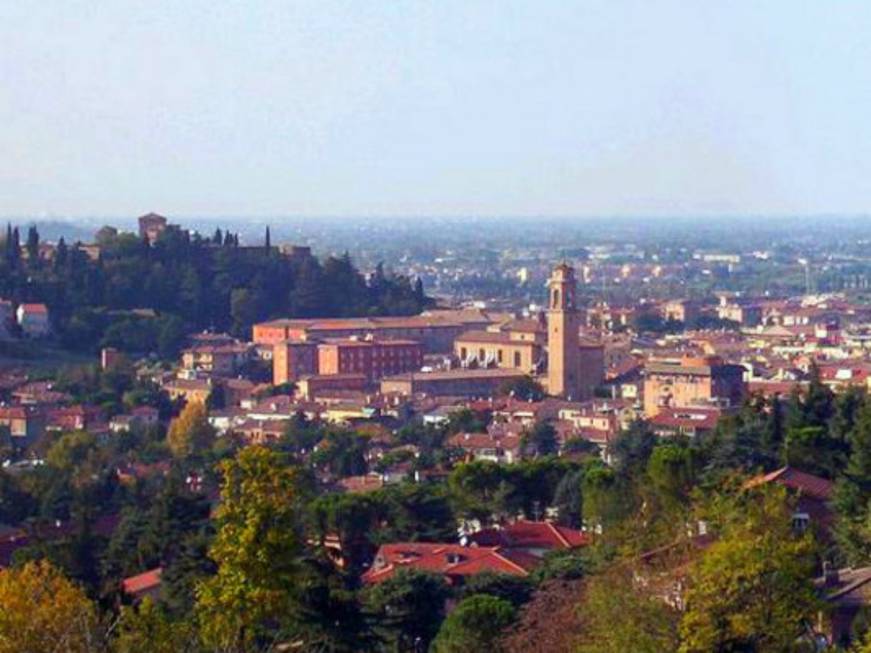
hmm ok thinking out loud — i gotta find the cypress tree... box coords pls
[26,226,39,263]
[9,227,20,267]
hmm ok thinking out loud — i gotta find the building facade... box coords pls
[272,341,319,385]
[643,356,746,417]
[317,338,422,382]
[454,330,542,374]
[137,212,168,243]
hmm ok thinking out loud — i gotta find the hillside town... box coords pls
[4,213,871,650]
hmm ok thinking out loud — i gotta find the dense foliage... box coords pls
[0,224,428,355]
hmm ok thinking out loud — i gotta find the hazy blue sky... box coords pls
[2,1,870,218]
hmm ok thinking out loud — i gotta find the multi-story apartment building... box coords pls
[643,355,746,418]
[317,338,422,382]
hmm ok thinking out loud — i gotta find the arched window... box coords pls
[552,288,560,308]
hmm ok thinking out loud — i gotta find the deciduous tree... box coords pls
[167,401,215,459]
[679,487,819,652]
[195,446,307,651]
[0,560,102,653]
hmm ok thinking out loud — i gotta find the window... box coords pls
[791,512,810,533]
[514,352,521,367]
[552,288,560,308]
[498,350,504,363]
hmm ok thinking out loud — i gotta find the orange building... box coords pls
[272,341,319,385]
[273,338,422,386]
[454,330,542,374]
[547,263,581,400]
[253,314,491,353]
[577,340,606,400]
[317,338,422,382]
[643,355,746,418]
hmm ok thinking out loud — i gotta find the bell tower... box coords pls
[547,263,580,399]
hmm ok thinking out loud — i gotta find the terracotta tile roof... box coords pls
[650,406,722,431]
[362,542,534,584]
[19,303,48,314]
[0,406,29,419]
[122,567,163,596]
[744,466,833,501]
[446,431,522,452]
[337,474,385,493]
[469,521,589,551]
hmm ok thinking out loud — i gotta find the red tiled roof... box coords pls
[362,542,534,584]
[337,474,385,493]
[650,407,722,431]
[469,520,589,551]
[19,303,48,314]
[446,431,521,452]
[0,406,29,419]
[745,466,833,502]
[122,567,163,596]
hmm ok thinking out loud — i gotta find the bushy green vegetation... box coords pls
[0,224,429,355]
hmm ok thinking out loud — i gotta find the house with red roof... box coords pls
[362,542,537,585]
[744,466,834,535]
[649,406,725,438]
[15,303,50,337]
[46,404,105,433]
[466,520,589,558]
[445,431,522,464]
[0,405,44,442]
[122,567,163,601]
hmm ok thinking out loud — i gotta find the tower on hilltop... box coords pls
[547,262,581,400]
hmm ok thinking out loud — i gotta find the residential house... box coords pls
[466,520,589,558]
[744,466,834,536]
[121,567,163,602]
[0,406,44,443]
[362,542,538,585]
[15,303,50,337]
[446,431,522,464]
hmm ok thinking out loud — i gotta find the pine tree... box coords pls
[213,227,223,245]
[834,401,871,563]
